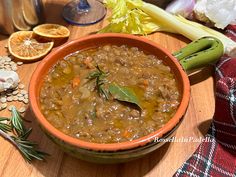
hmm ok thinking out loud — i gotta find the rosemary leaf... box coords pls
[20,128,32,139]
[0,117,11,133]
[17,145,32,161]
[11,106,26,136]
[26,151,47,161]
[87,65,109,99]
[0,117,10,121]
[99,86,109,100]
[0,122,11,133]
[87,71,101,79]
[12,136,49,162]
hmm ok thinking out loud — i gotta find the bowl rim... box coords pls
[29,33,190,151]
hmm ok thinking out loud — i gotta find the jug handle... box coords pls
[173,36,224,72]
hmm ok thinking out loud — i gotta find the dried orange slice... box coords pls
[8,31,54,60]
[33,24,70,39]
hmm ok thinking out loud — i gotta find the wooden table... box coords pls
[0,1,215,176]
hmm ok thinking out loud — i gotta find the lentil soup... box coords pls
[40,45,180,143]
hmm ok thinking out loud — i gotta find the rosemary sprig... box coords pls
[11,135,48,162]
[87,65,110,99]
[10,107,26,136]
[0,106,48,162]
[0,118,11,133]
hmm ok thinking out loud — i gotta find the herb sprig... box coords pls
[0,106,48,162]
[87,65,109,99]
[0,118,11,133]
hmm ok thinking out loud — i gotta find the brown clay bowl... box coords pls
[29,33,190,163]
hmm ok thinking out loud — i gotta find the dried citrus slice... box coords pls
[33,24,70,38]
[8,31,54,60]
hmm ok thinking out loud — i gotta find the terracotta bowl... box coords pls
[29,33,190,163]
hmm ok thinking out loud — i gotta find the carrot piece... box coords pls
[141,79,149,88]
[123,129,131,139]
[72,76,80,88]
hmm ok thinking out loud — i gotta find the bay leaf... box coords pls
[109,83,142,109]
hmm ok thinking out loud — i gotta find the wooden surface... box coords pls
[0,1,215,177]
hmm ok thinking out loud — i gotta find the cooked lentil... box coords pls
[40,45,180,143]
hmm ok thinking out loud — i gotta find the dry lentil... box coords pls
[18,107,26,113]
[20,90,27,95]
[12,90,19,95]
[17,93,23,97]
[18,84,25,89]
[13,96,18,101]
[18,97,24,101]
[0,55,28,112]
[6,97,13,102]
[23,99,29,104]
[4,57,11,62]
[17,62,23,66]
[11,66,17,71]
[0,97,7,103]
[1,103,7,110]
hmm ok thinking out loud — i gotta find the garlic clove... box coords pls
[166,0,195,18]
[0,70,19,92]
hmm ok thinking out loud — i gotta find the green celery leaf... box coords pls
[99,0,161,35]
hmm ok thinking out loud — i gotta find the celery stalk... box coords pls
[139,2,236,57]
[101,0,236,57]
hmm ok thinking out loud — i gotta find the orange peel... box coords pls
[8,31,54,60]
[33,24,70,39]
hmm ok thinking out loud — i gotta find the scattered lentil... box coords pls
[18,107,26,113]
[0,97,7,103]
[17,62,23,66]
[1,103,7,110]
[17,93,23,97]
[20,90,27,95]
[6,92,12,96]
[11,66,17,71]
[12,90,19,95]
[6,97,13,102]
[4,57,11,62]
[0,55,28,111]
[18,84,25,89]
[23,99,29,104]
[13,96,18,101]
[18,97,24,101]
[0,56,18,71]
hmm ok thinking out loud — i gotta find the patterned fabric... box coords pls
[173,25,236,177]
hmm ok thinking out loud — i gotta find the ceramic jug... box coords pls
[0,0,44,35]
